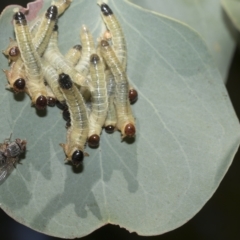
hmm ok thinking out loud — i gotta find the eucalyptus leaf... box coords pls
[222,0,240,31]
[0,0,239,238]
[130,0,235,82]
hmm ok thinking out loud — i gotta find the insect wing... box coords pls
[0,158,16,184]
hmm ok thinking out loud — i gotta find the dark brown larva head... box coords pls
[90,54,100,65]
[13,78,25,92]
[36,95,47,110]
[9,46,20,58]
[105,125,115,134]
[88,134,100,148]
[47,96,56,107]
[129,89,138,104]
[58,73,72,89]
[62,108,70,121]
[73,44,82,51]
[124,123,136,137]
[46,5,58,20]
[101,39,109,47]
[100,3,113,16]
[13,12,27,25]
[56,100,67,110]
[71,150,84,167]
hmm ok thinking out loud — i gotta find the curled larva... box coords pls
[75,25,95,77]
[13,11,47,109]
[100,40,135,138]
[65,44,82,67]
[99,2,127,70]
[104,70,117,133]
[3,58,26,93]
[42,59,65,103]
[58,73,89,167]
[88,54,108,148]
[43,26,89,88]
[0,137,27,184]
[2,38,20,63]
[32,5,58,56]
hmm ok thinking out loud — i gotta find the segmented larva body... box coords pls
[88,54,108,147]
[42,59,65,103]
[43,28,88,88]
[32,5,58,56]
[58,73,89,167]
[99,2,127,71]
[13,12,47,109]
[100,40,135,138]
[2,38,20,63]
[104,70,117,133]
[75,25,95,77]
[65,44,82,67]
[3,58,26,93]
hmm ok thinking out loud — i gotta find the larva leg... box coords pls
[58,73,89,167]
[75,25,96,77]
[65,44,82,67]
[3,58,26,93]
[100,40,135,138]
[13,12,47,109]
[88,54,108,148]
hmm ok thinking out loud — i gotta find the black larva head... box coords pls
[14,78,25,91]
[36,95,47,110]
[46,5,58,20]
[13,12,27,25]
[58,73,72,89]
[71,150,84,167]
[73,44,82,51]
[90,54,100,65]
[101,3,113,16]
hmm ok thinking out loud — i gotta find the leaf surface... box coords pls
[0,0,239,238]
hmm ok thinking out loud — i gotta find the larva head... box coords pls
[101,39,109,48]
[46,5,58,20]
[6,46,20,62]
[90,54,100,65]
[124,123,136,138]
[47,96,56,107]
[129,88,138,104]
[73,44,82,51]
[36,95,47,110]
[100,3,113,16]
[88,134,100,148]
[13,78,26,92]
[58,73,72,89]
[71,150,84,167]
[105,125,115,134]
[13,12,27,25]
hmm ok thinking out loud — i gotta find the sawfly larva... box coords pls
[44,26,89,88]
[2,38,20,63]
[88,53,108,148]
[65,44,82,67]
[13,11,47,109]
[58,73,89,167]
[0,137,27,184]
[99,2,127,70]
[100,40,135,138]
[75,25,95,77]
[3,58,26,93]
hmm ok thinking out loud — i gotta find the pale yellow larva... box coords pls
[104,69,117,133]
[2,38,20,63]
[13,11,47,109]
[99,2,127,70]
[58,73,89,167]
[87,53,108,148]
[42,59,65,103]
[43,27,89,88]
[64,44,82,67]
[100,40,135,138]
[3,57,26,93]
[75,25,96,77]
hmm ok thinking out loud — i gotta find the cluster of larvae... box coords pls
[2,0,138,167]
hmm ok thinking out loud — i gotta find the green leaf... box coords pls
[222,0,240,31]
[0,0,239,238]
[130,0,235,82]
